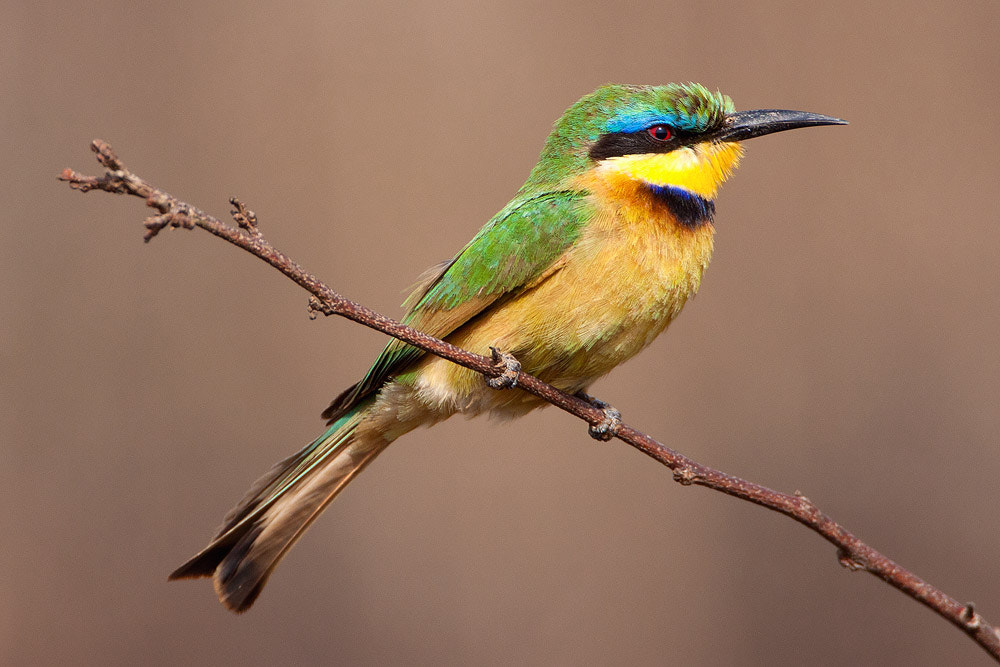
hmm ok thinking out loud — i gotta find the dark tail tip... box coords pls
[212,525,270,613]
[168,541,231,581]
[216,576,267,614]
[169,524,269,613]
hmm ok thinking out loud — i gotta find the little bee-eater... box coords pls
[170,83,845,611]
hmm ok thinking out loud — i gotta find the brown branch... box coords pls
[61,140,1000,661]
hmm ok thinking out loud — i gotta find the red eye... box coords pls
[647,124,673,141]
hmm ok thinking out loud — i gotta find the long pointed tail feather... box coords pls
[169,401,387,612]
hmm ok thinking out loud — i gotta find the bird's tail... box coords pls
[169,399,389,612]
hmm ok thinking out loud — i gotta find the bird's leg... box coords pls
[575,390,622,441]
[486,347,521,389]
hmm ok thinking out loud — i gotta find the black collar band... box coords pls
[646,184,715,228]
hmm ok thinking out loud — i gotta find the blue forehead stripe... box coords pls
[605,110,704,134]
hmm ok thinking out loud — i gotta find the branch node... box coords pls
[230,197,261,238]
[673,466,698,486]
[307,296,335,319]
[486,347,521,389]
[837,548,866,572]
[59,168,88,190]
[174,209,195,230]
[59,168,109,193]
[91,139,124,171]
[794,490,819,514]
[961,603,982,630]
[146,192,171,214]
[143,213,172,242]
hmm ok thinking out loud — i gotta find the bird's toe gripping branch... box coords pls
[575,391,623,441]
[486,347,521,389]
[484,351,621,441]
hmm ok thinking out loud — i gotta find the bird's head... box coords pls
[524,83,845,225]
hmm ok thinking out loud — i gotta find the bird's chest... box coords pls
[512,202,716,383]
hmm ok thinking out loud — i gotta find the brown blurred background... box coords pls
[4,1,999,664]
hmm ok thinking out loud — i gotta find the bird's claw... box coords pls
[576,391,622,441]
[486,347,521,389]
[588,407,622,441]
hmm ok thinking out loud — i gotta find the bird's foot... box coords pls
[575,391,622,441]
[486,347,521,389]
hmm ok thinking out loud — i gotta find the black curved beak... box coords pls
[714,109,847,142]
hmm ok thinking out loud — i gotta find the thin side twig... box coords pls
[61,140,1000,661]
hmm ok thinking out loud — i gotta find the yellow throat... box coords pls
[593,140,744,201]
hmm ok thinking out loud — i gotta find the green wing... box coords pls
[322,189,589,421]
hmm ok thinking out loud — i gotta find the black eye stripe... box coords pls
[588,128,691,161]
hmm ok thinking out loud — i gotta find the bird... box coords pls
[169,82,846,612]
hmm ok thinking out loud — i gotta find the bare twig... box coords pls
[61,140,1000,661]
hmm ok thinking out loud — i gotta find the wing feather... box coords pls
[322,190,589,421]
